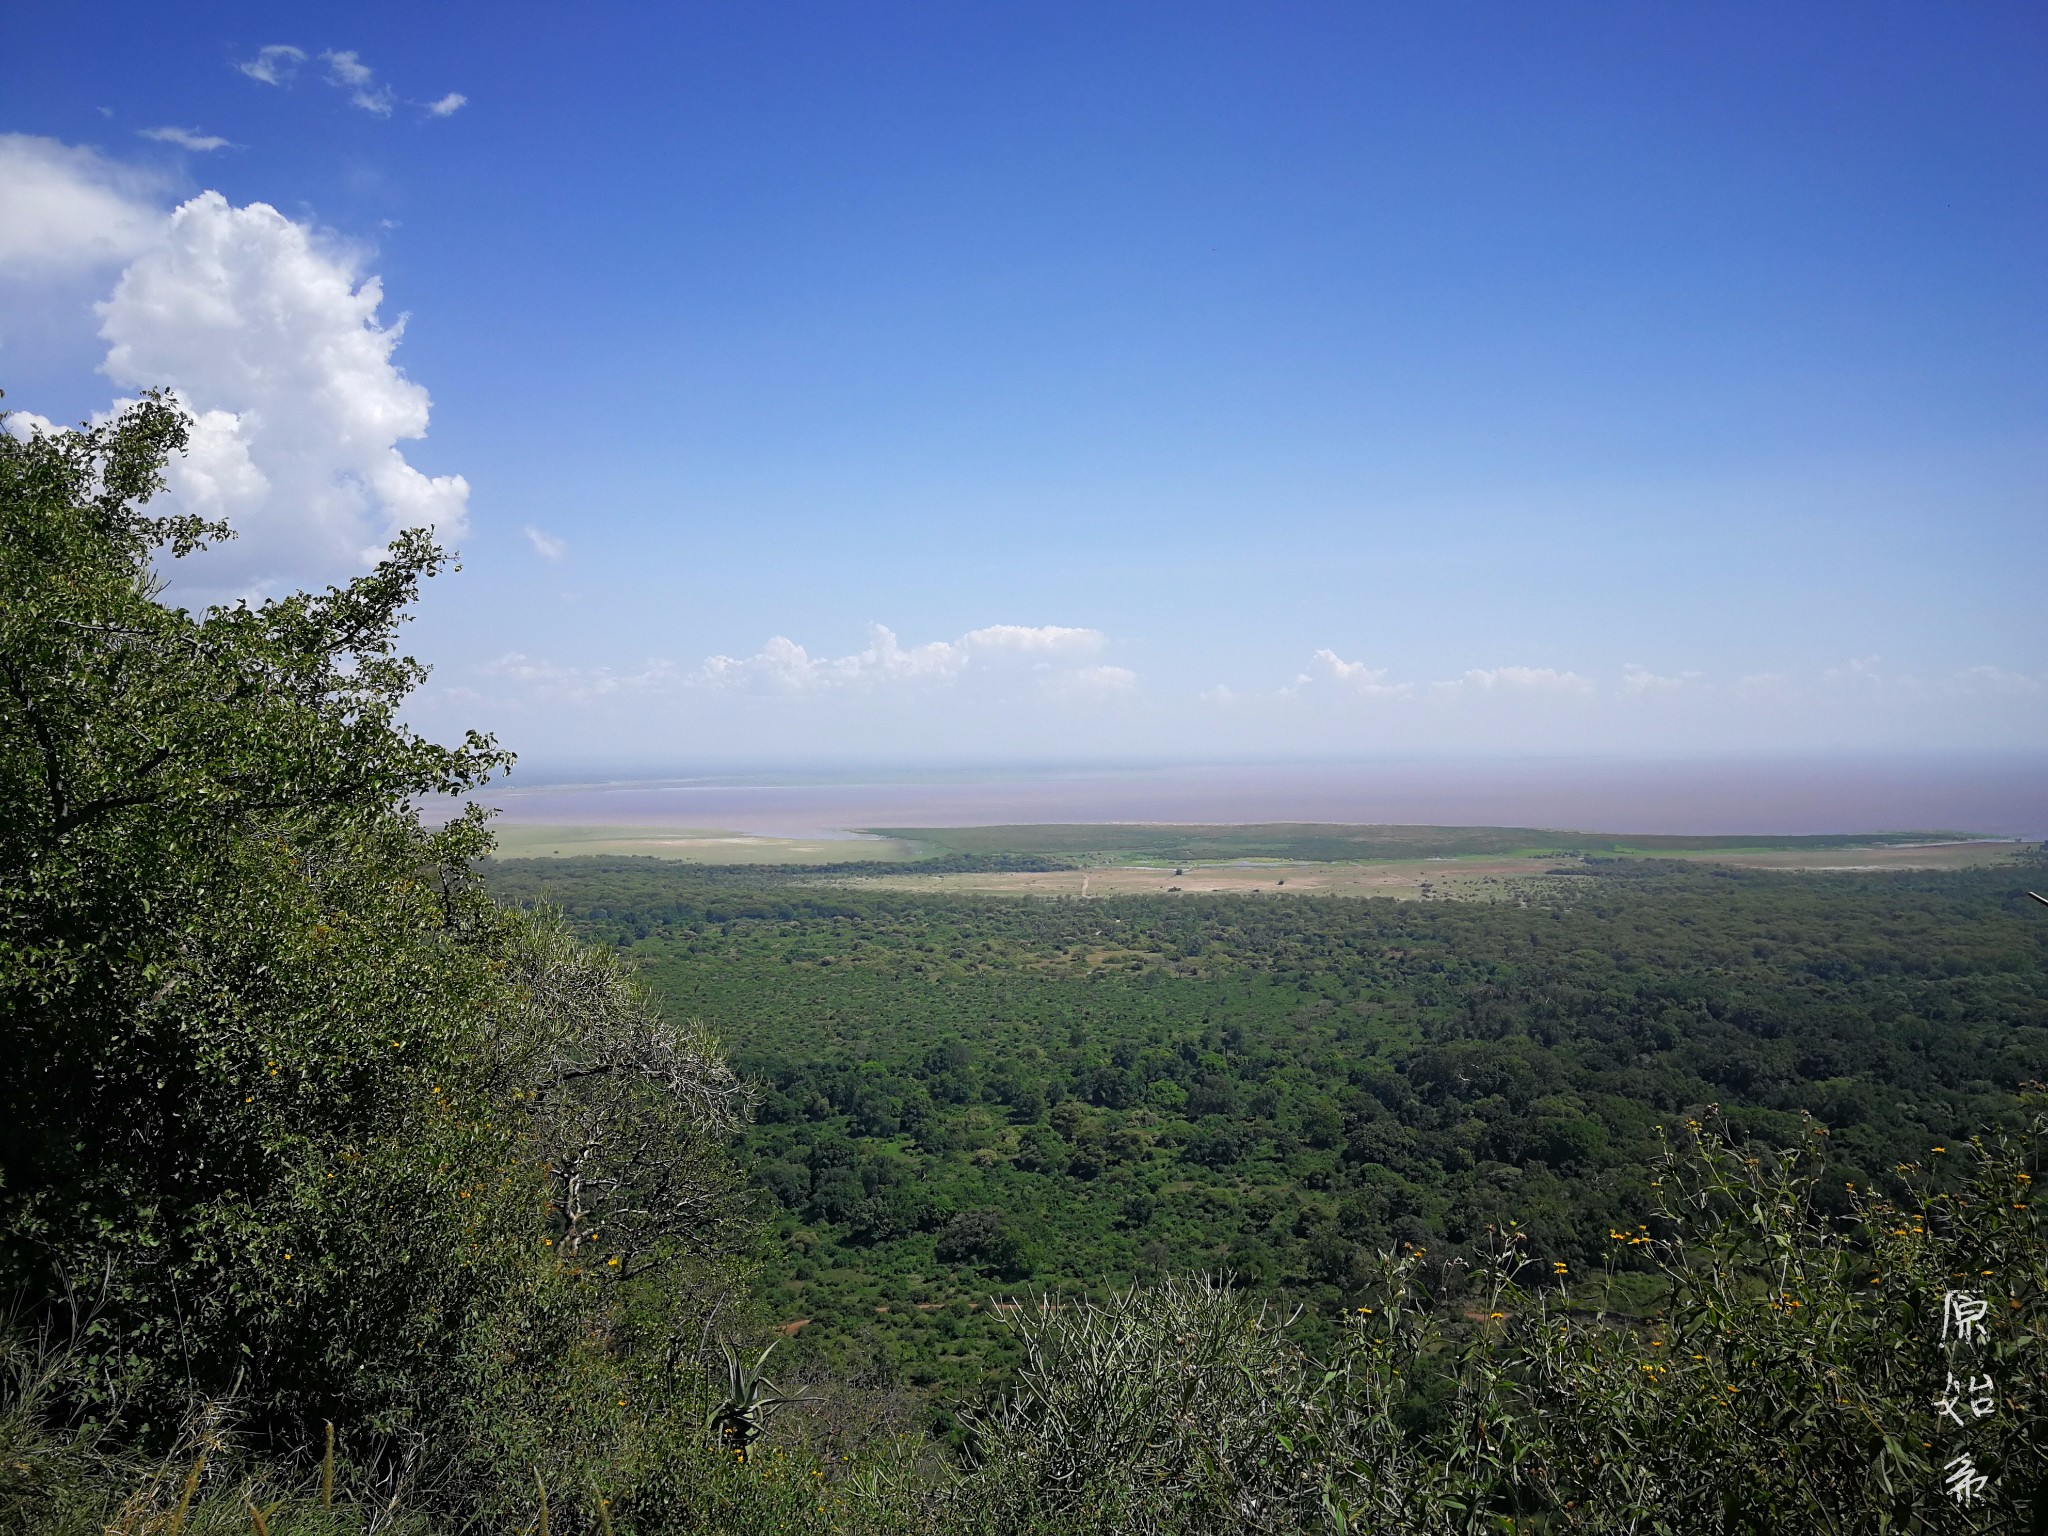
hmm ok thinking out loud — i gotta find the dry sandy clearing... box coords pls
[1651,842,2022,872]
[489,823,926,863]
[854,840,2025,901]
[487,824,2027,896]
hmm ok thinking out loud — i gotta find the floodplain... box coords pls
[856,837,2027,901]
[486,817,2029,901]
[488,822,928,863]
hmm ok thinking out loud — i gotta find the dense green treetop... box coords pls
[0,399,746,1505]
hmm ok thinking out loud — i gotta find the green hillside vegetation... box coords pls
[0,397,756,1531]
[483,854,2048,1408]
[868,822,1972,865]
[6,397,2045,1532]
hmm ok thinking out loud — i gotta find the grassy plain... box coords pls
[484,821,2022,893]
[856,838,2028,901]
[858,856,1560,901]
[488,822,931,862]
[864,821,1979,864]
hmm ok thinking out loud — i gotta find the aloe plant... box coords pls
[705,1340,814,1460]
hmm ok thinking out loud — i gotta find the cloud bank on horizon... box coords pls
[452,626,2043,767]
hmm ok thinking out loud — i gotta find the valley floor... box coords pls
[852,839,2023,901]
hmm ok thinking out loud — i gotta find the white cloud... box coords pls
[525,526,568,560]
[322,51,394,115]
[484,653,577,686]
[322,50,373,86]
[3,138,465,594]
[1816,657,2042,699]
[1286,649,1412,700]
[1619,663,1700,696]
[139,126,233,153]
[696,623,1075,691]
[1947,665,2040,695]
[2,411,62,441]
[693,624,1108,692]
[0,135,165,276]
[483,652,675,701]
[95,189,468,590]
[956,624,1102,655]
[1043,664,1139,702]
[237,45,307,85]
[695,634,831,691]
[1232,651,1605,707]
[1433,665,1595,696]
[239,44,432,119]
[485,624,1126,707]
[1821,655,1886,689]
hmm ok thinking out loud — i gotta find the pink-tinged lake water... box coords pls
[480,755,2048,842]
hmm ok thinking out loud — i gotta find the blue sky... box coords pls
[3,1,2044,769]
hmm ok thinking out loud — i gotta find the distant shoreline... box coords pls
[470,755,2048,843]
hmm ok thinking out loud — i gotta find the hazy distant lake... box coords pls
[481,755,2048,842]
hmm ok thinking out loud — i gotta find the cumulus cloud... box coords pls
[0,135,165,276]
[1432,665,1595,697]
[694,623,1106,692]
[1821,655,1886,689]
[2,411,62,442]
[957,624,1103,655]
[1043,665,1140,702]
[139,126,233,153]
[1948,665,2041,695]
[481,624,1127,708]
[3,138,464,595]
[1231,652,1605,706]
[93,189,467,591]
[1817,657,2042,698]
[1733,672,1794,700]
[1619,663,1701,696]
[321,50,394,115]
[524,526,568,560]
[1284,649,1412,700]
[237,44,307,85]
[424,93,468,118]
[483,653,676,701]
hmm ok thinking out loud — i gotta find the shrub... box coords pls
[950,1110,2048,1534]
[936,1211,1032,1278]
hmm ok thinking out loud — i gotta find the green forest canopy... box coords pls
[484,852,2048,1398]
[868,822,1980,864]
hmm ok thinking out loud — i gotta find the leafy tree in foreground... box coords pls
[0,394,749,1517]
